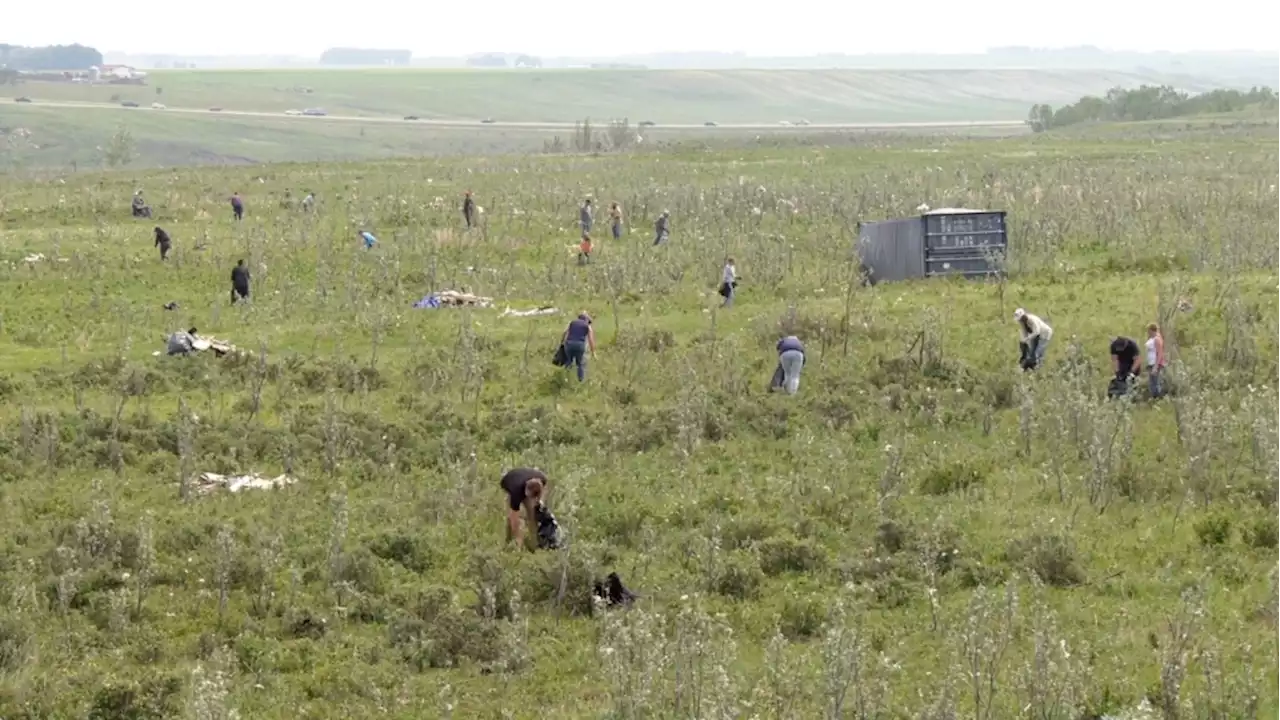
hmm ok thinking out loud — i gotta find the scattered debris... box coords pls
[413,290,494,309]
[499,306,559,318]
[193,472,297,496]
[156,331,245,358]
[23,253,45,263]
[163,302,179,311]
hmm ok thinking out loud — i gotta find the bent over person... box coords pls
[500,467,549,549]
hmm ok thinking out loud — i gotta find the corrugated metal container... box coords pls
[856,208,1008,285]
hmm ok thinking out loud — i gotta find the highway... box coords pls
[2,97,1026,132]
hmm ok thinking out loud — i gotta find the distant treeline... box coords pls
[319,48,412,66]
[1028,85,1279,131]
[0,43,103,71]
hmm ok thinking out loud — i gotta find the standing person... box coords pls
[609,202,623,239]
[301,191,315,212]
[230,259,251,304]
[580,198,594,234]
[771,334,806,395]
[1013,308,1053,371]
[719,257,737,308]
[560,312,597,383]
[578,233,593,265]
[653,211,670,246]
[154,226,172,261]
[462,191,477,229]
[230,192,244,222]
[1145,323,1167,398]
[499,467,550,550]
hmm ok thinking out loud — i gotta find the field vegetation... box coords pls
[0,121,1276,719]
[1027,84,1279,132]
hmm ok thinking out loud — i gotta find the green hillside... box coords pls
[11,68,1218,124]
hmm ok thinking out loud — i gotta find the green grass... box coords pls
[11,68,1223,124]
[0,125,1276,718]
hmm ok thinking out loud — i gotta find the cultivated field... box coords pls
[0,122,1276,719]
[5,68,1221,124]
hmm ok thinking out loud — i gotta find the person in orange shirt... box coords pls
[579,232,593,264]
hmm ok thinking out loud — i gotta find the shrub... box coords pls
[712,552,765,600]
[779,595,826,639]
[1245,516,1278,549]
[366,532,435,573]
[919,460,986,496]
[759,534,827,576]
[1194,514,1233,547]
[875,521,909,555]
[1005,533,1085,587]
[0,617,32,674]
[86,676,184,720]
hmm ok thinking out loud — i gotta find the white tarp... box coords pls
[194,472,297,496]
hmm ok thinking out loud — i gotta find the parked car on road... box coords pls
[209,107,223,112]
[404,115,420,121]
[481,117,496,124]
[639,120,656,127]
[302,108,327,117]
[15,96,32,103]
[704,121,717,127]
[121,101,139,108]
[151,102,166,110]
[285,109,302,116]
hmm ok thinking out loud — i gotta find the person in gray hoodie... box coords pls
[579,198,594,234]
[771,335,805,395]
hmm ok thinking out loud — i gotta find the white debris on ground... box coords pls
[1100,699,1156,720]
[193,472,297,496]
[499,306,560,318]
[413,290,494,309]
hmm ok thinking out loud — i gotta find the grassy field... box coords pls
[0,122,1276,719]
[6,68,1218,124]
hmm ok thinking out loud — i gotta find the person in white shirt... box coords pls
[1013,308,1053,370]
[719,258,737,308]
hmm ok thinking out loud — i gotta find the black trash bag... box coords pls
[769,363,785,391]
[534,502,562,550]
[1020,337,1040,371]
[551,343,569,367]
[592,572,637,609]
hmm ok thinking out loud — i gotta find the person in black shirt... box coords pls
[230,259,250,304]
[1110,336,1141,379]
[154,227,172,261]
[462,191,476,228]
[500,467,549,549]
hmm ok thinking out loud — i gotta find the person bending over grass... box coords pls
[561,312,597,382]
[501,467,549,549]
[1014,307,1052,370]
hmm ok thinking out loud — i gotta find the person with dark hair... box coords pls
[462,191,476,228]
[154,226,172,260]
[578,233,593,265]
[500,467,550,549]
[1109,335,1141,397]
[230,192,244,222]
[230,259,251,304]
[771,334,805,394]
[560,312,597,382]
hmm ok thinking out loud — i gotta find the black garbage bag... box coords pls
[534,502,562,550]
[592,572,638,609]
[551,343,568,367]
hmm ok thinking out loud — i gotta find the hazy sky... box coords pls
[9,0,1278,57]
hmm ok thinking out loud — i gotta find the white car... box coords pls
[151,102,166,110]
[796,119,811,126]
[778,120,792,126]
[285,109,302,116]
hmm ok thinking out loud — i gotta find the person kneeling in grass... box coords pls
[1014,307,1052,370]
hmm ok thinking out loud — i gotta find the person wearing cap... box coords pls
[560,312,597,382]
[1014,308,1053,371]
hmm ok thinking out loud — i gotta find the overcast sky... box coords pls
[8,0,1278,57]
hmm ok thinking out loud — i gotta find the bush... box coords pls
[779,595,825,639]
[919,460,986,496]
[711,552,764,600]
[1194,514,1233,547]
[366,532,435,573]
[758,534,827,576]
[0,617,32,673]
[1245,516,1277,549]
[86,676,184,720]
[1005,533,1085,587]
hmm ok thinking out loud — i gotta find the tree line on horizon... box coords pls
[1027,84,1278,131]
[0,43,103,71]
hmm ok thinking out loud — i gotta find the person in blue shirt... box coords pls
[771,335,805,395]
[560,312,597,382]
[360,231,377,249]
